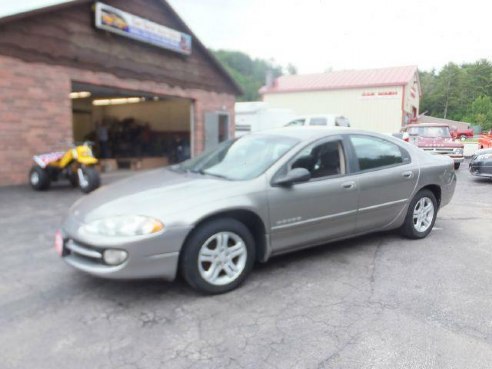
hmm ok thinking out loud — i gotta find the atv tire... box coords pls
[79,166,100,194]
[29,165,51,191]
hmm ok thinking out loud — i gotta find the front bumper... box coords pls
[449,155,464,163]
[60,218,192,280]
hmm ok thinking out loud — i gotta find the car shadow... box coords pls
[70,231,397,301]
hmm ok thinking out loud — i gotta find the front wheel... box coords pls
[180,219,255,294]
[400,189,437,239]
[454,162,461,170]
[78,166,100,193]
[29,165,51,190]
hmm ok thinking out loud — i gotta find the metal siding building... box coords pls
[260,66,421,133]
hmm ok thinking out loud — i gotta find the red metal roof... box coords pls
[260,65,418,94]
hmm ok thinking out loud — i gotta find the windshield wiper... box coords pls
[198,170,230,180]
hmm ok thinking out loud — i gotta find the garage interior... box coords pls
[71,82,192,171]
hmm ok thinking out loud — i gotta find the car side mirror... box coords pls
[273,168,311,187]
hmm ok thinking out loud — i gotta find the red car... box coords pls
[478,134,492,149]
[450,127,474,140]
[401,123,464,170]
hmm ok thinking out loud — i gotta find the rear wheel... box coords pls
[454,162,461,170]
[180,218,255,294]
[78,166,100,193]
[29,165,51,190]
[400,189,437,239]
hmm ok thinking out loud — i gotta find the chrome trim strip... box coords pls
[66,240,102,259]
[271,210,357,231]
[358,198,408,212]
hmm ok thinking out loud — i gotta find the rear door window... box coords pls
[349,135,410,171]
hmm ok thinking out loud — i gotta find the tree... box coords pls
[212,49,295,101]
[419,59,492,123]
[286,63,298,75]
[462,96,492,131]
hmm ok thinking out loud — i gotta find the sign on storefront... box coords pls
[94,2,192,55]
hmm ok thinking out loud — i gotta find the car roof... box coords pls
[250,126,363,141]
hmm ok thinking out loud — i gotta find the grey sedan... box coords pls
[57,128,456,294]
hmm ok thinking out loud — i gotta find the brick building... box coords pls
[0,0,240,185]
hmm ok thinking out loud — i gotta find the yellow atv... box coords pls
[29,142,100,193]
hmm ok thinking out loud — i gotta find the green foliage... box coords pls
[462,96,492,131]
[212,49,294,101]
[420,59,492,130]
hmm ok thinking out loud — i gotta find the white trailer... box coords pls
[234,102,295,137]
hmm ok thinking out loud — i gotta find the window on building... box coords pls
[350,135,409,171]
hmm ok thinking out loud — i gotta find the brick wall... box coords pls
[0,55,235,186]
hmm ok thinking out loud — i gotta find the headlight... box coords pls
[453,148,464,155]
[476,154,492,161]
[83,215,164,237]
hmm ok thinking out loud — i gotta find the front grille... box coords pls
[422,148,455,155]
[65,239,104,265]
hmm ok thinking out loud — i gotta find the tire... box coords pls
[460,135,467,141]
[454,162,461,170]
[180,218,256,294]
[78,166,100,193]
[29,165,51,190]
[400,189,438,239]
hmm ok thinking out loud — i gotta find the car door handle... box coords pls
[341,181,356,189]
[402,171,414,179]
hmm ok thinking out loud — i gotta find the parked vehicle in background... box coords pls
[469,148,492,178]
[57,127,456,294]
[235,102,295,137]
[401,123,464,170]
[478,133,492,149]
[30,142,100,193]
[285,114,351,128]
[450,126,474,140]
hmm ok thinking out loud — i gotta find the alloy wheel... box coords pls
[413,197,434,233]
[198,231,247,286]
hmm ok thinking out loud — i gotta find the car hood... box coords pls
[416,137,463,148]
[69,168,237,223]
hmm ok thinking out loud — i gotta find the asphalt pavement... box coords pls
[1,165,491,369]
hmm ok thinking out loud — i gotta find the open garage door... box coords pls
[71,82,192,171]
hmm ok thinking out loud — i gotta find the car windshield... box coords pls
[408,126,451,138]
[175,134,299,180]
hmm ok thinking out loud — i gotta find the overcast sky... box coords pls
[1,0,491,73]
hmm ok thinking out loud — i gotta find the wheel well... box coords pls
[421,184,441,208]
[185,210,268,263]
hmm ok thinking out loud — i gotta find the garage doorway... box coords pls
[71,82,193,171]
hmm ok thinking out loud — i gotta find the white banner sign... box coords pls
[95,2,192,55]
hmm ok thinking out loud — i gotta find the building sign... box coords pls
[94,2,192,55]
[361,90,399,99]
